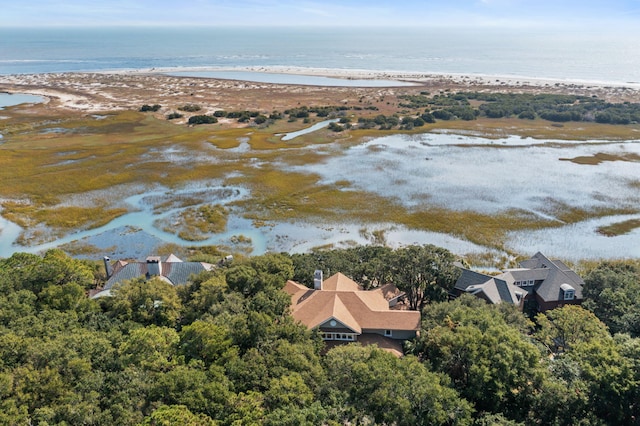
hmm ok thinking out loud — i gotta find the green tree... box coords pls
[413,297,546,420]
[582,260,640,336]
[109,277,183,326]
[140,404,218,426]
[322,344,472,425]
[568,338,638,424]
[0,249,94,296]
[187,115,217,125]
[225,253,293,296]
[179,320,237,366]
[534,305,611,354]
[389,244,459,310]
[118,326,179,371]
[149,364,232,421]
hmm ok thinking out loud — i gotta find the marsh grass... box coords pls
[538,199,637,224]
[60,241,116,257]
[227,164,564,249]
[426,118,640,141]
[157,204,229,241]
[399,207,556,248]
[1,201,127,231]
[597,219,640,237]
[559,152,640,165]
[3,105,639,255]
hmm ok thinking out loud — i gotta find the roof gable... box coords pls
[466,277,523,305]
[322,273,363,291]
[318,317,360,333]
[286,275,420,334]
[454,252,583,307]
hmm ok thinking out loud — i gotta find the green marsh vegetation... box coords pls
[597,218,640,237]
[1,90,639,256]
[157,204,229,242]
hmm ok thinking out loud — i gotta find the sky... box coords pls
[2,0,640,28]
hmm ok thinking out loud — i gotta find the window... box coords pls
[561,283,576,301]
[321,332,356,341]
[384,330,392,337]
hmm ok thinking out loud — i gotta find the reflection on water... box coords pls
[302,133,640,214]
[0,215,23,256]
[166,71,416,87]
[280,119,339,141]
[507,214,640,259]
[0,93,45,109]
[1,132,640,260]
[0,185,263,258]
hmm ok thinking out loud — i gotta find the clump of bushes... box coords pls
[139,104,161,112]
[179,104,201,112]
[187,115,218,125]
[166,112,183,120]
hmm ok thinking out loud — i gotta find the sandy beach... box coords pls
[2,66,640,113]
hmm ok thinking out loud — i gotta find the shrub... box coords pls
[518,110,536,120]
[179,104,201,112]
[166,112,183,120]
[421,112,436,123]
[187,115,218,125]
[432,110,454,120]
[140,104,161,112]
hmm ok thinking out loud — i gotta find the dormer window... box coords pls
[560,284,575,301]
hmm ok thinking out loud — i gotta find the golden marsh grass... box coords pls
[2,86,640,256]
[597,219,640,237]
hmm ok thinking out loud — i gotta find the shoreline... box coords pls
[3,64,640,91]
[2,65,639,113]
[100,65,640,91]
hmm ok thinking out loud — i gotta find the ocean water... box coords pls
[1,26,640,85]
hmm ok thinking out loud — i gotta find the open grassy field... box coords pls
[1,73,639,261]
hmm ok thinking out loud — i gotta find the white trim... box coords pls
[321,332,356,341]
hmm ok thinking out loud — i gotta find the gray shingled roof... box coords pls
[454,252,583,306]
[495,279,514,304]
[466,277,523,305]
[454,269,495,291]
[501,268,549,282]
[101,255,213,292]
[162,262,210,286]
[535,267,584,302]
[104,263,149,290]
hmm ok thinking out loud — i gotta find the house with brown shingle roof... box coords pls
[284,272,421,350]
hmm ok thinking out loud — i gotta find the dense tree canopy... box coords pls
[398,92,640,125]
[582,260,640,337]
[0,249,638,425]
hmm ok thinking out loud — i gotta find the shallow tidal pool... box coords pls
[1,131,640,261]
